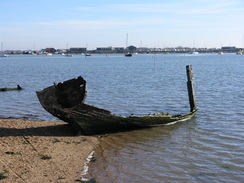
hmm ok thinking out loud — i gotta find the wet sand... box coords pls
[0,118,98,182]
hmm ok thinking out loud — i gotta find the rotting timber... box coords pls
[36,66,197,135]
[0,85,22,92]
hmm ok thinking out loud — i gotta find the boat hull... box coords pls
[58,105,197,135]
[125,53,132,57]
[36,75,197,135]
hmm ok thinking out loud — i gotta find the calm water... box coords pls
[1,53,243,182]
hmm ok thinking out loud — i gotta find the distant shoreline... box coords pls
[1,50,242,55]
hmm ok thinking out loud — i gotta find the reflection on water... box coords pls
[1,54,244,182]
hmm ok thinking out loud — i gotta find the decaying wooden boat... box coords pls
[36,66,197,135]
[0,85,22,92]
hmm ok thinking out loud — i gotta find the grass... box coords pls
[21,170,30,175]
[0,170,9,180]
[63,141,71,144]
[5,151,22,155]
[53,138,84,145]
[38,154,52,160]
[53,138,62,143]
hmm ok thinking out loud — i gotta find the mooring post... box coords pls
[186,65,196,112]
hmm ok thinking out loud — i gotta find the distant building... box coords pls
[137,47,148,53]
[69,48,87,54]
[22,50,32,54]
[96,47,113,53]
[4,50,22,54]
[221,46,236,52]
[46,48,56,53]
[56,49,66,54]
[114,47,125,53]
[126,45,137,53]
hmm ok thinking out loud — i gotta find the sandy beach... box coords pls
[0,118,99,183]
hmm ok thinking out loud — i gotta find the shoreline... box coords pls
[0,118,99,182]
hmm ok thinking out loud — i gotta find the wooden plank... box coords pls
[186,65,196,112]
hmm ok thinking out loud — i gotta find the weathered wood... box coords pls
[186,65,196,112]
[0,85,22,92]
[54,76,87,108]
[37,69,198,135]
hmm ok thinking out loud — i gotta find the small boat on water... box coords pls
[85,53,91,56]
[64,54,73,57]
[124,33,132,57]
[36,66,197,135]
[189,51,199,54]
[125,53,132,57]
[1,43,9,57]
[0,54,9,57]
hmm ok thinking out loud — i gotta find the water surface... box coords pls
[1,53,243,182]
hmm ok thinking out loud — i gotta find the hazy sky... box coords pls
[1,0,243,50]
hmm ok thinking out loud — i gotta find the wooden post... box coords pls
[186,65,196,112]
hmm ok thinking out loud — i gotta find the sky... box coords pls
[0,0,244,50]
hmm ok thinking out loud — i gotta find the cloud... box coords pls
[106,1,242,15]
[60,1,243,32]
[0,26,22,32]
[36,18,166,31]
[37,20,116,30]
